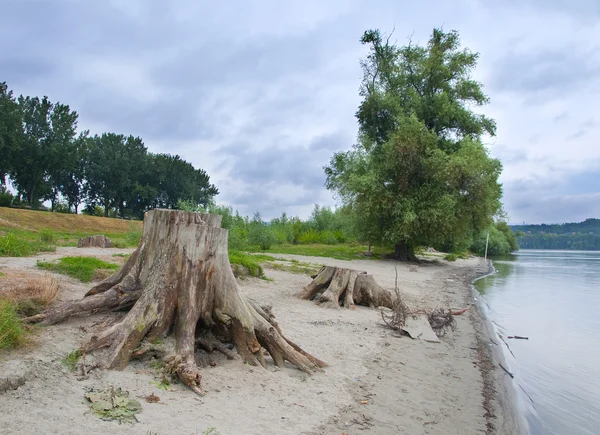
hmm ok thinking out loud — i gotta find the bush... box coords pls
[53,201,71,213]
[0,188,14,207]
[0,299,24,349]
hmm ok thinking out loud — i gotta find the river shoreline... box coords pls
[470,260,529,435]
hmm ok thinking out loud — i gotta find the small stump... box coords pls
[296,266,394,309]
[77,235,113,248]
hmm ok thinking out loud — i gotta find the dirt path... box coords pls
[0,250,519,435]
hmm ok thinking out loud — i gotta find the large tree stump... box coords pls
[26,209,325,395]
[297,266,394,309]
[77,234,113,248]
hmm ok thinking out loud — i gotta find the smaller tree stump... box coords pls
[297,266,394,309]
[77,235,113,248]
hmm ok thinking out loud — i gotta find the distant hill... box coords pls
[511,218,600,250]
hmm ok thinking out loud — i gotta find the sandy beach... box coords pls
[0,248,523,435]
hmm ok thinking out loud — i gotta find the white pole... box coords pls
[484,231,490,260]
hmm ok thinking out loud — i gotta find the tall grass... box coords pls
[0,299,25,349]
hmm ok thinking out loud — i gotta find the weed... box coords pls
[202,427,219,435]
[0,273,59,316]
[37,256,119,282]
[149,360,164,370]
[112,253,131,258]
[150,376,170,390]
[61,348,82,371]
[39,229,56,243]
[125,222,143,247]
[0,298,24,349]
[444,252,469,262]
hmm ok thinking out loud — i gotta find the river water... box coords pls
[474,250,600,435]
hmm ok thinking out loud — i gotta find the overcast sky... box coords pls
[2,0,599,224]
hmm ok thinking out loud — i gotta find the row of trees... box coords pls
[325,29,505,260]
[0,82,218,217]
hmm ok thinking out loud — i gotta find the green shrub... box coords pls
[0,299,25,349]
[39,229,56,243]
[444,253,458,262]
[37,256,120,282]
[0,188,13,207]
[248,224,275,251]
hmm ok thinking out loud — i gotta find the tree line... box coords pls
[0,82,218,217]
[512,218,600,250]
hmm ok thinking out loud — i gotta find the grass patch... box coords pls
[0,272,60,316]
[266,261,321,276]
[37,256,119,282]
[444,252,469,262]
[229,250,266,279]
[61,348,82,371]
[112,253,131,258]
[248,243,382,261]
[0,298,25,349]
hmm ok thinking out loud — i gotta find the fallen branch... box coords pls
[507,336,529,340]
[498,363,514,378]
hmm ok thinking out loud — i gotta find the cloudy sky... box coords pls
[2,0,599,224]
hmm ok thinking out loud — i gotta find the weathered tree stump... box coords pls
[26,209,325,395]
[77,234,113,248]
[297,266,394,309]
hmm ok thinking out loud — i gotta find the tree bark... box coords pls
[394,240,416,261]
[297,266,394,309]
[26,209,325,394]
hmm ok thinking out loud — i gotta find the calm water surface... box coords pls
[474,250,600,435]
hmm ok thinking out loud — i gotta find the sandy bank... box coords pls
[1,248,521,434]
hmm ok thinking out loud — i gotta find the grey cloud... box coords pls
[490,47,600,99]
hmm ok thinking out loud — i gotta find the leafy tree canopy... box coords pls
[326,28,503,259]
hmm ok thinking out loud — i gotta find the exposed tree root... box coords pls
[26,209,326,395]
[297,266,394,309]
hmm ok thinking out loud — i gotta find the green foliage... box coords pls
[39,229,56,243]
[250,243,380,261]
[444,252,469,262]
[0,232,56,256]
[228,250,266,279]
[0,187,13,207]
[61,349,82,371]
[325,28,503,259]
[125,222,143,247]
[471,222,518,256]
[0,298,25,349]
[150,377,170,390]
[37,256,119,282]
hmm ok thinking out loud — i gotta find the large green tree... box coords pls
[10,96,78,207]
[326,28,503,260]
[85,133,148,217]
[0,82,22,184]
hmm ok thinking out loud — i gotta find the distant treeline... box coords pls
[512,218,600,250]
[0,82,218,217]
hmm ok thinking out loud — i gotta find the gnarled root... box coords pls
[26,209,325,395]
[297,266,394,310]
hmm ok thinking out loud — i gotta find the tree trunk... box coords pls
[25,209,325,395]
[297,266,394,309]
[394,240,416,261]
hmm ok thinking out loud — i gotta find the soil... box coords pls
[0,248,521,435]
